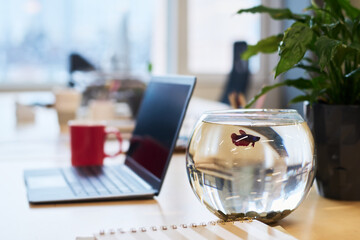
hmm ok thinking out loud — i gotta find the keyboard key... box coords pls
[79,167,110,195]
[60,165,153,198]
[113,166,146,191]
[61,169,88,197]
[90,166,121,194]
[103,166,133,193]
[70,168,98,196]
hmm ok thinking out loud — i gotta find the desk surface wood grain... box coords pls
[2,154,360,240]
[1,93,360,240]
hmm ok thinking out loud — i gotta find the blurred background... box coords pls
[0,0,273,106]
[1,0,359,114]
[1,0,360,162]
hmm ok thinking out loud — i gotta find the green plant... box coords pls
[238,0,360,107]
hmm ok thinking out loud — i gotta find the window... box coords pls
[167,0,283,102]
[0,0,155,87]
[174,0,283,87]
[187,0,261,74]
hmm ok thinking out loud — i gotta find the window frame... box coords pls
[169,0,284,100]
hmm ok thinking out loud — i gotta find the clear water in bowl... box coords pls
[186,110,315,223]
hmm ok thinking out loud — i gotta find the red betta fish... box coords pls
[231,130,260,147]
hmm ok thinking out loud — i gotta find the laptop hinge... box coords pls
[125,157,161,191]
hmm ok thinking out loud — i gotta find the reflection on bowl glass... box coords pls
[186,109,315,223]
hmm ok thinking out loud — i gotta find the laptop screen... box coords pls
[125,76,196,191]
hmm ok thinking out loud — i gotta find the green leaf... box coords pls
[302,57,314,63]
[237,5,307,21]
[350,42,360,51]
[352,17,360,38]
[315,36,343,70]
[337,0,360,20]
[245,82,286,108]
[295,64,322,73]
[306,5,333,24]
[241,34,283,60]
[336,44,359,67]
[321,22,343,38]
[324,0,344,20]
[309,76,329,101]
[289,95,312,105]
[245,78,312,108]
[315,37,358,69]
[275,23,315,77]
[283,78,313,90]
[306,3,337,25]
[311,75,328,89]
[311,0,320,9]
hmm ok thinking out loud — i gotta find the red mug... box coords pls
[69,121,123,166]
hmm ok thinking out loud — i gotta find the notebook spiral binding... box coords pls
[97,219,253,237]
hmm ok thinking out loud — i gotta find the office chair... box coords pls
[220,41,249,106]
[68,52,97,87]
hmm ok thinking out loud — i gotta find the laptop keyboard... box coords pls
[61,166,148,197]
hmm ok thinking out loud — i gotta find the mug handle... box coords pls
[104,128,123,158]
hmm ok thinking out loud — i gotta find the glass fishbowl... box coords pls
[186,109,315,223]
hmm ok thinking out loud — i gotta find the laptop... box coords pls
[24,75,196,204]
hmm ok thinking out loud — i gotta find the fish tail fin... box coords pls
[231,133,237,139]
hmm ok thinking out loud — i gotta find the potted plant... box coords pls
[237,0,360,200]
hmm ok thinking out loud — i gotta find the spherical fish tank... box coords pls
[186,109,316,223]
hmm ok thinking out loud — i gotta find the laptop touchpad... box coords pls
[27,175,68,189]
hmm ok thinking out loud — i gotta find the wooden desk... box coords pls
[1,93,360,239]
[0,154,216,240]
[2,155,360,240]
[279,185,360,239]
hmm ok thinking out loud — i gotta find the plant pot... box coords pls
[305,103,360,200]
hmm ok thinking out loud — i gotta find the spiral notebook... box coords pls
[77,220,296,240]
